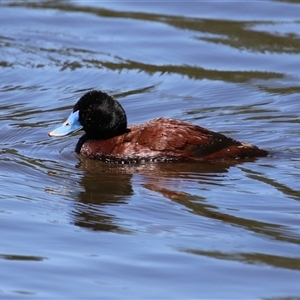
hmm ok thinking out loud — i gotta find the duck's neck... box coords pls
[85,124,128,141]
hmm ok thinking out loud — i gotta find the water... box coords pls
[1,1,300,298]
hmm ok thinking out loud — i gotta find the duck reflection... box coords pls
[71,157,251,232]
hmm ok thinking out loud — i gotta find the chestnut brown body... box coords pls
[77,117,268,163]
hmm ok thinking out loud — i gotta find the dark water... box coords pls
[1,1,300,298]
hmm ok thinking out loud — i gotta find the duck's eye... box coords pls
[65,122,70,126]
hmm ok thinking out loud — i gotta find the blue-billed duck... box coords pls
[48,90,268,163]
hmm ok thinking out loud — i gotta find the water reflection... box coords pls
[182,249,300,270]
[144,173,300,246]
[72,164,134,232]
[100,60,283,84]
[10,1,300,55]
[68,155,300,254]
[71,158,252,232]
[0,254,46,261]
[5,1,299,87]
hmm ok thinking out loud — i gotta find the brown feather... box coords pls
[78,117,268,163]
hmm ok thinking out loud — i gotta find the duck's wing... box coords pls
[132,118,268,161]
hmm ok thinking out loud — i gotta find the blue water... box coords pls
[1,1,300,298]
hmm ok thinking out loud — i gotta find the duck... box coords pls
[48,90,268,163]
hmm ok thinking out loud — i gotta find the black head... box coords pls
[74,90,127,140]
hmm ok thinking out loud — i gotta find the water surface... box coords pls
[1,1,300,299]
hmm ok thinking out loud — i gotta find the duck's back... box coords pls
[77,117,268,163]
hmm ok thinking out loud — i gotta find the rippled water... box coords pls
[1,1,300,299]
